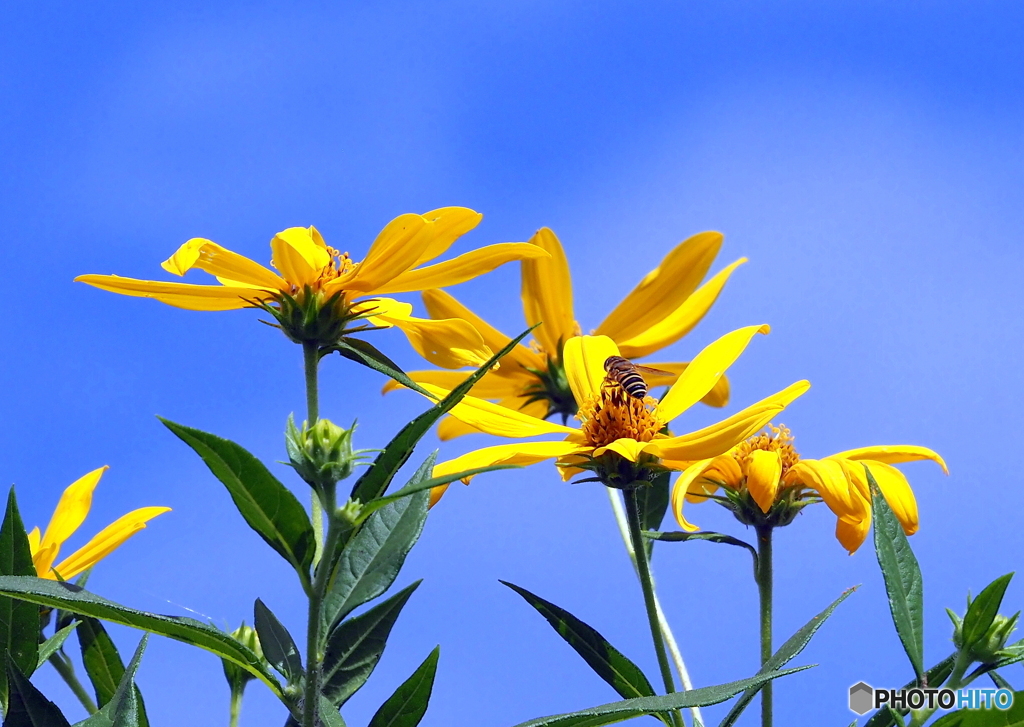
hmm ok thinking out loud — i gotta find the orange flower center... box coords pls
[577,382,662,447]
[734,424,801,476]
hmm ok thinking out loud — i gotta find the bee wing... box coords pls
[633,364,674,378]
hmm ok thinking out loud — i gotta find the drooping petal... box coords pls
[835,516,871,554]
[270,227,332,287]
[422,289,545,372]
[657,325,771,423]
[670,459,717,531]
[75,275,270,311]
[436,396,550,441]
[861,461,920,536]
[681,454,745,502]
[521,228,577,358]
[35,467,108,576]
[437,415,485,440]
[596,231,723,343]
[787,459,867,521]
[48,506,171,581]
[593,437,651,462]
[413,208,484,267]
[417,384,577,438]
[429,440,587,505]
[649,380,810,461]
[161,239,287,290]
[26,528,40,555]
[745,449,783,513]
[343,214,433,294]
[641,362,730,408]
[381,370,523,400]
[375,243,549,295]
[563,335,620,407]
[363,298,494,369]
[829,445,948,475]
[617,258,748,359]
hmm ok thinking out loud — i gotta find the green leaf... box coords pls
[322,487,428,636]
[0,576,283,699]
[367,646,439,727]
[37,621,80,669]
[635,474,670,560]
[990,670,1013,690]
[932,692,1024,726]
[643,530,758,575]
[501,581,662,711]
[869,467,925,679]
[77,617,150,727]
[332,338,432,398]
[254,599,303,685]
[349,326,536,505]
[323,580,421,706]
[963,574,1014,651]
[4,654,72,727]
[161,419,315,589]
[0,487,40,715]
[863,653,958,727]
[74,636,148,727]
[718,587,856,727]
[510,666,812,727]
[318,696,348,727]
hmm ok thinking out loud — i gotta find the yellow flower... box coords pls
[27,466,170,580]
[421,328,809,504]
[75,208,548,369]
[386,227,746,433]
[672,425,948,553]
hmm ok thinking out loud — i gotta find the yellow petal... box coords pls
[861,461,920,536]
[430,440,587,505]
[364,299,494,369]
[617,258,747,358]
[670,459,717,531]
[36,466,108,576]
[75,275,268,311]
[436,415,484,441]
[48,507,171,581]
[640,362,730,408]
[26,528,40,556]
[161,239,287,290]
[596,231,723,343]
[681,454,745,502]
[593,437,651,462]
[563,335,620,407]
[413,208,484,267]
[382,369,524,400]
[835,516,872,554]
[270,227,331,287]
[788,459,867,521]
[417,384,576,438]
[436,396,549,441]
[344,213,433,294]
[375,243,549,295]
[657,325,770,423]
[521,228,577,357]
[650,380,810,461]
[829,445,948,475]
[745,450,782,513]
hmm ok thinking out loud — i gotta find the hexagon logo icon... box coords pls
[849,681,874,715]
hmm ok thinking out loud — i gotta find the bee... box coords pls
[603,356,671,400]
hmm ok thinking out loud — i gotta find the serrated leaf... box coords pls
[0,488,40,712]
[367,646,439,727]
[0,576,282,698]
[161,419,315,588]
[963,574,1014,651]
[869,468,925,679]
[636,474,670,560]
[863,653,957,727]
[718,587,856,727]
[511,666,812,727]
[77,617,150,727]
[348,326,536,505]
[931,692,1024,726]
[37,621,79,669]
[322,489,428,636]
[254,599,303,685]
[4,654,72,727]
[322,581,420,706]
[644,531,758,575]
[501,581,661,709]
[332,339,432,398]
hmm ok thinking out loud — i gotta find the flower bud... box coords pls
[286,416,367,490]
[953,610,1020,664]
[222,622,263,690]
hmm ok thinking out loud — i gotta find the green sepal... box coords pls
[863,653,957,727]
[635,473,670,560]
[510,666,812,727]
[161,419,316,591]
[321,488,428,636]
[330,338,431,398]
[718,587,856,727]
[869,467,925,680]
[4,654,72,727]
[500,580,663,718]
[322,580,421,706]
[77,617,149,727]
[0,487,40,713]
[37,621,79,669]
[73,635,148,727]
[366,646,439,727]
[643,530,758,576]
[254,599,303,685]
[961,573,1014,653]
[0,576,283,699]
[348,326,536,505]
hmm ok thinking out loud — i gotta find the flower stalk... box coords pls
[304,342,325,566]
[755,524,774,727]
[48,652,98,715]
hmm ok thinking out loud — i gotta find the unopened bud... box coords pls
[286,416,367,489]
[222,622,263,689]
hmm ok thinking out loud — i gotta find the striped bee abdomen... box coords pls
[603,355,648,399]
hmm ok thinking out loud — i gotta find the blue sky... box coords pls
[2,2,1023,725]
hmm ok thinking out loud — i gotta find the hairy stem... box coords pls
[303,342,324,566]
[755,525,774,727]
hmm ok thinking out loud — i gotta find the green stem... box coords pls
[303,342,324,566]
[907,651,972,727]
[624,488,684,727]
[755,525,774,727]
[302,486,340,727]
[229,684,244,727]
[48,652,98,715]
